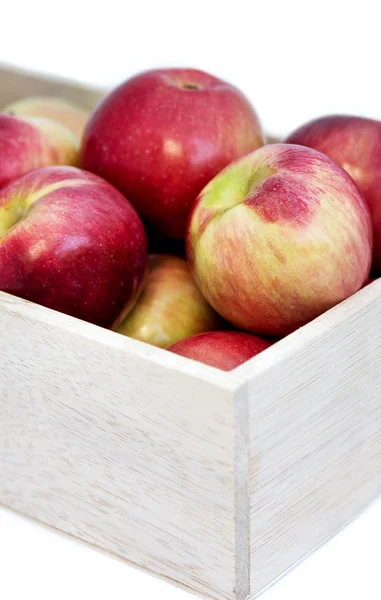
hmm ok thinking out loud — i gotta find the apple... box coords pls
[116,254,219,348]
[285,115,381,273]
[186,143,373,337]
[0,166,148,327]
[168,331,272,371]
[363,276,378,287]
[81,68,264,239]
[4,96,90,139]
[0,113,79,188]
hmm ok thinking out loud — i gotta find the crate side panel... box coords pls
[248,291,381,597]
[0,64,103,110]
[0,364,5,501]
[1,298,235,600]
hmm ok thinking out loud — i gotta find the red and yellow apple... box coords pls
[117,255,219,348]
[0,166,148,327]
[4,96,90,139]
[168,331,272,371]
[285,115,381,273]
[81,67,264,239]
[186,143,373,337]
[0,113,79,188]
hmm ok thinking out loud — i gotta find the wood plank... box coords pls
[0,291,236,600]
[0,62,104,110]
[246,280,381,597]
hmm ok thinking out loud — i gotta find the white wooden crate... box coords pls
[1,64,381,600]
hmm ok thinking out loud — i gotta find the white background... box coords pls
[1,1,381,599]
[0,0,380,137]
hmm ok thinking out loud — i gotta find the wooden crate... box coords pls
[1,63,381,600]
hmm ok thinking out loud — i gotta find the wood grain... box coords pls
[0,292,236,600]
[245,279,381,597]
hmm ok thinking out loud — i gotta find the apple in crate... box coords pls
[117,254,219,348]
[0,113,79,188]
[187,144,373,337]
[169,331,272,371]
[0,166,148,327]
[285,115,381,273]
[81,68,264,239]
[4,96,90,139]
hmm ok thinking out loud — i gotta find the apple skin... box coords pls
[4,96,89,139]
[0,113,79,188]
[0,166,148,327]
[363,276,378,287]
[168,331,272,371]
[81,68,264,239]
[117,254,219,348]
[186,143,373,337]
[285,115,381,273]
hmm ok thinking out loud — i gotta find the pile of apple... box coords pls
[0,68,379,370]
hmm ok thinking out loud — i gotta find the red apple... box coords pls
[4,96,90,139]
[0,113,79,188]
[0,166,148,327]
[168,331,272,371]
[81,68,264,239]
[187,144,373,337]
[285,115,381,273]
[363,276,378,287]
[117,255,219,348]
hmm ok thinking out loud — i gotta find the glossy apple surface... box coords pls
[4,96,89,139]
[187,144,373,336]
[0,166,148,327]
[117,254,219,348]
[0,113,78,188]
[81,68,264,239]
[168,331,272,371]
[285,115,381,272]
